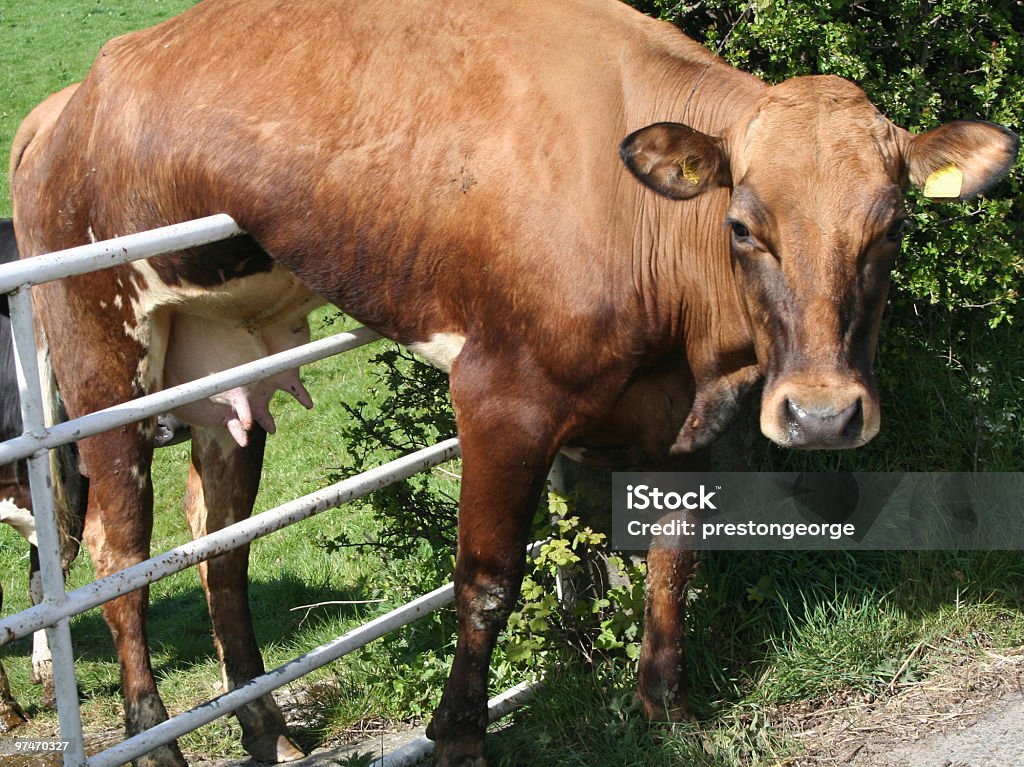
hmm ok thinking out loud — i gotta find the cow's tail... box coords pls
[35,324,87,570]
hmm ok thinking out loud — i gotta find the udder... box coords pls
[164,313,314,447]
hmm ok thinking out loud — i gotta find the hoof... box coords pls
[32,659,57,708]
[434,753,487,767]
[427,705,487,765]
[637,690,692,723]
[244,733,305,763]
[37,677,57,710]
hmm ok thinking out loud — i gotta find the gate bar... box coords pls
[0,214,243,294]
[0,214,240,767]
[0,438,461,646]
[7,285,86,765]
[86,541,545,767]
[0,326,384,466]
[87,577,458,767]
[0,214,531,767]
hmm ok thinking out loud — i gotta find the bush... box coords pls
[327,344,459,560]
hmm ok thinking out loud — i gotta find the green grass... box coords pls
[479,547,1024,767]
[0,0,200,215]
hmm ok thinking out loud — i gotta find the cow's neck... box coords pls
[621,38,766,450]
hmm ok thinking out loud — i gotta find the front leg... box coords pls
[637,541,700,720]
[428,351,573,767]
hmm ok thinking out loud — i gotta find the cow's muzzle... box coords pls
[760,379,878,449]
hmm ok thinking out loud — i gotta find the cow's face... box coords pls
[621,75,1018,450]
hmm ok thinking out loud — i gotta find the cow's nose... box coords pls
[782,397,863,448]
[761,377,879,449]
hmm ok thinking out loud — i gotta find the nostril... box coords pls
[783,397,863,445]
[783,398,809,441]
[786,398,808,424]
[840,398,864,439]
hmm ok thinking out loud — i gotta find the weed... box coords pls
[334,751,376,767]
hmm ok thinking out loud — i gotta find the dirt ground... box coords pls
[782,644,1024,767]
[848,697,1024,767]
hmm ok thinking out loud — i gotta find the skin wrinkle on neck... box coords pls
[620,45,762,359]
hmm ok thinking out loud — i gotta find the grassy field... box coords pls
[1,3,1022,767]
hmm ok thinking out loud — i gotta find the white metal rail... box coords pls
[0,217,537,766]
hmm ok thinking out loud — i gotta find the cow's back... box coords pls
[14,0,752,364]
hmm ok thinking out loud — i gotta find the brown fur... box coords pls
[10,1,1017,765]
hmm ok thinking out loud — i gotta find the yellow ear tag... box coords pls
[678,157,701,186]
[923,163,963,199]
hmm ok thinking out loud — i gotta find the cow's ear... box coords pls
[903,120,1019,200]
[620,122,731,200]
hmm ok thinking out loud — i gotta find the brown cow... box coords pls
[10,1,1017,765]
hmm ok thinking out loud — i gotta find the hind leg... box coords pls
[27,551,55,708]
[81,422,188,767]
[184,425,302,763]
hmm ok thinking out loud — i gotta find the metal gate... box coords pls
[0,216,537,767]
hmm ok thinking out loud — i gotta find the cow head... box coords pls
[621,75,1018,450]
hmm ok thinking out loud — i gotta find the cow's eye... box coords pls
[885,218,911,241]
[727,219,752,242]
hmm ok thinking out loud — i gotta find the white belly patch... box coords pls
[0,500,37,545]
